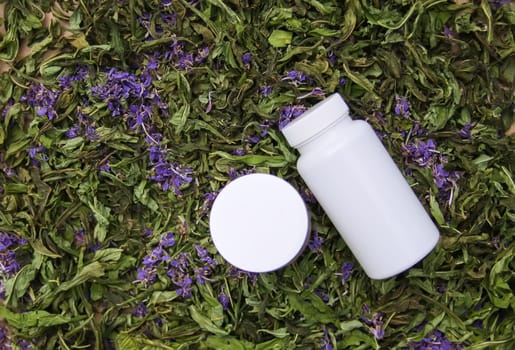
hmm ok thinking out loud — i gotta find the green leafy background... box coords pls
[0,0,514,349]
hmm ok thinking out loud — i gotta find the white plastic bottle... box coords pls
[281,93,440,279]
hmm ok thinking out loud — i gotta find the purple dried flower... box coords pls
[233,148,246,156]
[339,78,347,86]
[66,125,81,138]
[308,231,324,252]
[402,139,438,168]
[99,162,110,172]
[20,82,59,120]
[247,135,261,144]
[160,232,176,248]
[228,266,259,283]
[136,266,157,285]
[394,95,411,117]
[74,229,86,246]
[175,275,193,298]
[315,289,330,303]
[260,85,272,96]
[148,144,193,194]
[196,46,210,63]
[278,104,306,130]
[320,326,333,350]
[194,244,218,267]
[28,146,48,167]
[362,310,385,340]
[1,98,14,118]
[339,262,354,284]
[327,51,337,66]
[408,330,462,349]
[432,164,459,190]
[282,70,309,85]
[59,65,89,89]
[443,26,456,39]
[132,304,147,317]
[194,265,212,284]
[160,12,176,25]
[84,125,99,141]
[490,0,510,10]
[458,124,472,139]
[260,119,272,137]
[218,292,230,310]
[167,252,191,279]
[17,338,32,350]
[0,231,26,278]
[242,52,252,66]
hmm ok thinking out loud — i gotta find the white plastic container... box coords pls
[281,93,440,279]
[209,173,310,273]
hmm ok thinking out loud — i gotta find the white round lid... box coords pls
[281,93,350,147]
[209,173,310,273]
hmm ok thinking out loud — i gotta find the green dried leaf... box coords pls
[0,307,77,329]
[268,30,293,48]
[189,305,229,336]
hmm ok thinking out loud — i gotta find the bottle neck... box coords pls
[296,117,353,155]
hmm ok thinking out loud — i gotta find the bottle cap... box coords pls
[282,93,350,147]
[209,173,310,273]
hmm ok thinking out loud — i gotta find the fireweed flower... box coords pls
[242,52,252,67]
[74,229,86,246]
[149,150,193,194]
[59,65,89,89]
[20,82,59,120]
[402,138,460,203]
[308,231,324,252]
[175,275,193,298]
[28,145,48,167]
[132,304,147,318]
[278,105,307,130]
[160,12,177,26]
[458,124,472,139]
[443,25,456,39]
[320,326,333,350]
[199,191,218,217]
[490,0,510,10]
[260,119,273,137]
[315,289,330,303]
[0,232,26,279]
[160,232,176,248]
[362,306,385,340]
[164,37,209,70]
[394,95,411,118]
[66,124,80,138]
[233,148,246,156]
[136,231,178,286]
[260,85,272,96]
[327,51,337,66]
[338,262,354,284]
[228,266,259,283]
[1,98,14,118]
[282,70,310,86]
[408,330,462,349]
[401,139,438,168]
[218,291,230,310]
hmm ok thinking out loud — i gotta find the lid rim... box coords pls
[282,93,350,148]
[209,173,310,273]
